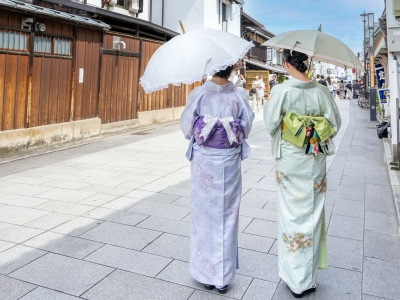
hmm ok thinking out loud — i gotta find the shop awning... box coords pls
[245,59,288,75]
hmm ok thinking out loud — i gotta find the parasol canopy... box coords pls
[262,28,364,72]
[140,28,253,94]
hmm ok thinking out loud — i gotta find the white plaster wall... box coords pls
[162,0,204,33]
[137,0,150,21]
[203,0,241,36]
[85,0,101,7]
[151,0,163,26]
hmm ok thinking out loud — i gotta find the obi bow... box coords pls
[200,114,238,145]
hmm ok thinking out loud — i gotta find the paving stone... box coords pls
[237,248,280,282]
[42,180,92,190]
[82,269,194,300]
[238,215,253,232]
[238,233,274,253]
[0,275,37,300]
[239,206,277,221]
[77,194,119,207]
[1,184,54,197]
[365,184,393,199]
[327,179,340,191]
[244,219,278,239]
[0,195,49,208]
[172,196,190,207]
[340,175,366,188]
[268,240,278,255]
[137,216,189,237]
[34,188,95,203]
[325,191,337,205]
[363,257,400,300]
[143,233,190,261]
[100,196,143,210]
[83,207,148,227]
[76,169,122,178]
[0,222,44,243]
[19,287,81,300]
[0,240,16,252]
[0,206,50,225]
[309,266,362,300]
[365,195,397,215]
[137,183,170,193]
[77,177,126,187]
[0,245,47,275]
[156,260,252,299]
[128,200,190,220]
[362,295,388,300]
[333,199,364,219]
[48,217,103,237]
[42,173,87,182]
[6,176,53,185]
[34,201,95,215]
[24,213,74,230]
[111,173,161,183]
[85,244,171,277]
[365,174,390,186]
[327,236,363,272]
[114,181,147,189]
[365,211,399,234]
[364,230,400,262]
[9,253,113,296]
[80,184,133,196]
[242,278,277,300]
[124,189,180,203]
[328,215,364,241]
[337,185,365,202]
[23,231,103,259]
[80,221,161,250]
[161,186,191,197]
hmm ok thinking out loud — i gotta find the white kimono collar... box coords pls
[204,80,237,93]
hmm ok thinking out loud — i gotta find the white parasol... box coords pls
[262,27,364,72]
[140,28,253,94]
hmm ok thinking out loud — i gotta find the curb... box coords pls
[382,136,400,233]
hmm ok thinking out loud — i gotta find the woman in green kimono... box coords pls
[264,50,341,298]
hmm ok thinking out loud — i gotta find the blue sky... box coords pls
[243,0,385,54]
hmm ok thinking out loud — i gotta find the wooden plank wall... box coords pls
[73,28,101,121]
[0,11,29,131]
[98,55,139,123]
[30,20,74,127]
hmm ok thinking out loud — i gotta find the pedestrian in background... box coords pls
[327,77,334,97]
[352,80,361,100]
[345,81,352,99]
[264,49,341,298]
[339,80,345,99]
[252,75,265,112]
[318,75,327,87]
[269,74,278,90]
[180,65,254,295]
[332,81,338,98]
[235,74,246,89]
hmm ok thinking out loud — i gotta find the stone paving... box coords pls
[0,98,399,300]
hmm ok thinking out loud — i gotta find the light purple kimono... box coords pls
[180,80,254,287]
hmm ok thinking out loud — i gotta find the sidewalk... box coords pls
[0,98,399,300]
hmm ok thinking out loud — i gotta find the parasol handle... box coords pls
[179,21,186,34]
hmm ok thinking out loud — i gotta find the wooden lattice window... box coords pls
[34,34,72,56]
[0,29,28,52]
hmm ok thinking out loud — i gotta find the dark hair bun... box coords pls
[214,65,234,79]
[283,49,309,73]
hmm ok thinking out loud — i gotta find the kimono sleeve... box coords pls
[263,86,286,137]
[180,87,203,140]
[237,90,255,139]
[323,91,342,137]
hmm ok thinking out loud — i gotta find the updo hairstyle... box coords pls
[213,65,234,79]
[283,49,309,73]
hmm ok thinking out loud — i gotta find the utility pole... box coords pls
[361,11,368,87]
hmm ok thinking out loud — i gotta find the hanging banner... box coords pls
[378,88,390,103]
[375,64,385,88]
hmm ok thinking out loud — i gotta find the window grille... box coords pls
[34,35,51,53]
[54,38,70,55]
[0,29,27,51]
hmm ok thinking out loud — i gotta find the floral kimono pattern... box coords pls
[180,80,254,287]
[264,78,341,292]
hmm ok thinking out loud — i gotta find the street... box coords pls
[0,99,399,300]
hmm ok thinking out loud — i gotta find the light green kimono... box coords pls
[263,78,341,292]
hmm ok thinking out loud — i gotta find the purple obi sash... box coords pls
[192,115,244,149]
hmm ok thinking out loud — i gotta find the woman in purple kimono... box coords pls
[180,65,254,294]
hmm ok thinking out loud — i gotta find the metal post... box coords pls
[397,98,400,164]
[370,88,377,121]
[361,12,367,87]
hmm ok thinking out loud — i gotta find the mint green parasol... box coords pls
[262,27,364,72]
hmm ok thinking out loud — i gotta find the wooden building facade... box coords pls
[0,0,197,134]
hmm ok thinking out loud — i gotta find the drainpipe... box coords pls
[390,54,399,160]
